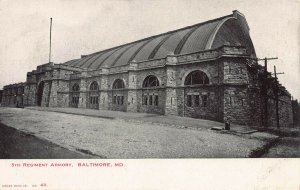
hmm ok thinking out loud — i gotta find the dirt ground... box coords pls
[0,107,284,158]
[0,122,94,159]
[262,131,300,157]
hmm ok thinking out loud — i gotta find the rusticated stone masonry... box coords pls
[1,46,295,128]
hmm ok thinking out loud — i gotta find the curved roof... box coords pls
[62,10,256,69]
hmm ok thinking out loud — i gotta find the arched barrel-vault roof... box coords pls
[62,10,256,70]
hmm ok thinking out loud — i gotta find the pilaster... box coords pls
[99,67,109,110]
[78,71,87,108]
[165,55,178,115]
[127,62,138,112]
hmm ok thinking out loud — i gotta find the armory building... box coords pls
[1,10,294,127]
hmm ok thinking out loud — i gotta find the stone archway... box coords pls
[141,75,161,114]
[37,81,45,106]
[183,70,210,119]
[111,79,126,111]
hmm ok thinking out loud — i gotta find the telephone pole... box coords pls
[273,65,284,129]
[257,57,278,128]
[49,18,52,63]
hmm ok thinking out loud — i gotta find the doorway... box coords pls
[37,81,44,106]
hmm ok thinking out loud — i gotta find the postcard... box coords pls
[0,0,299,189]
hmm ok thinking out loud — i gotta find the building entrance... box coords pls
[37,81,44,106]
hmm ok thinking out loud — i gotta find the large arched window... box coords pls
[112,79,125,106]
[89,81,99,109]
[112,79,125,89]
[143,75,159,88]
[72,83,80,91]
[184,70,209,85]
[90,81,99,91]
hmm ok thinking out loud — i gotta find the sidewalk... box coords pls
[26,106,255,133]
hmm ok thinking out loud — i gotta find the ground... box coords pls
[0,122,92,159]
[0,107,298,158]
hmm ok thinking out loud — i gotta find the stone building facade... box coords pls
[0,90,2,105]
[1,83,25,107]
[1,10,294,127]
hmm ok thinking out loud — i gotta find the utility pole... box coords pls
[273,65,284,129]
[257,57,278,128]
[49,18,52,63]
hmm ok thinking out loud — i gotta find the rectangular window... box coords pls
[117,96,120,105]
[154,95,158,106]
[90,97,92,104]
[113,96,116,104]
[121,96,124,105]
[149,95,153,105]
[202,95,208,107]
[187,95,192,107]
[194,95,200,107]
[144,95,148,105]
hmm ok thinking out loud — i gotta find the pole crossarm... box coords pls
[257,57,278,61]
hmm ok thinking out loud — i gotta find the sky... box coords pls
[0,0,299,99]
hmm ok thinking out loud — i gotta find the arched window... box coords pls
[112,79,125,89]
[72,83,80,91]
[143,75,159,88]
[90,81,99,91]
[184,70,209,85]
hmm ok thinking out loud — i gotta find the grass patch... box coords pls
[249,138,280,158]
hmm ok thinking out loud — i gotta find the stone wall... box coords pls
[1,84,25,107]
[1,45,295,129]
[0,90,2,104]
[267,95,293,128]
[173,60,223,120]
[183,86,223,121]
[135,67,166,114]
[223,86,252,125]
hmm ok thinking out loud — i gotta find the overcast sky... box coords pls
[0,0,299,99]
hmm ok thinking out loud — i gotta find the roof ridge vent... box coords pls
[232,10,245,18]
